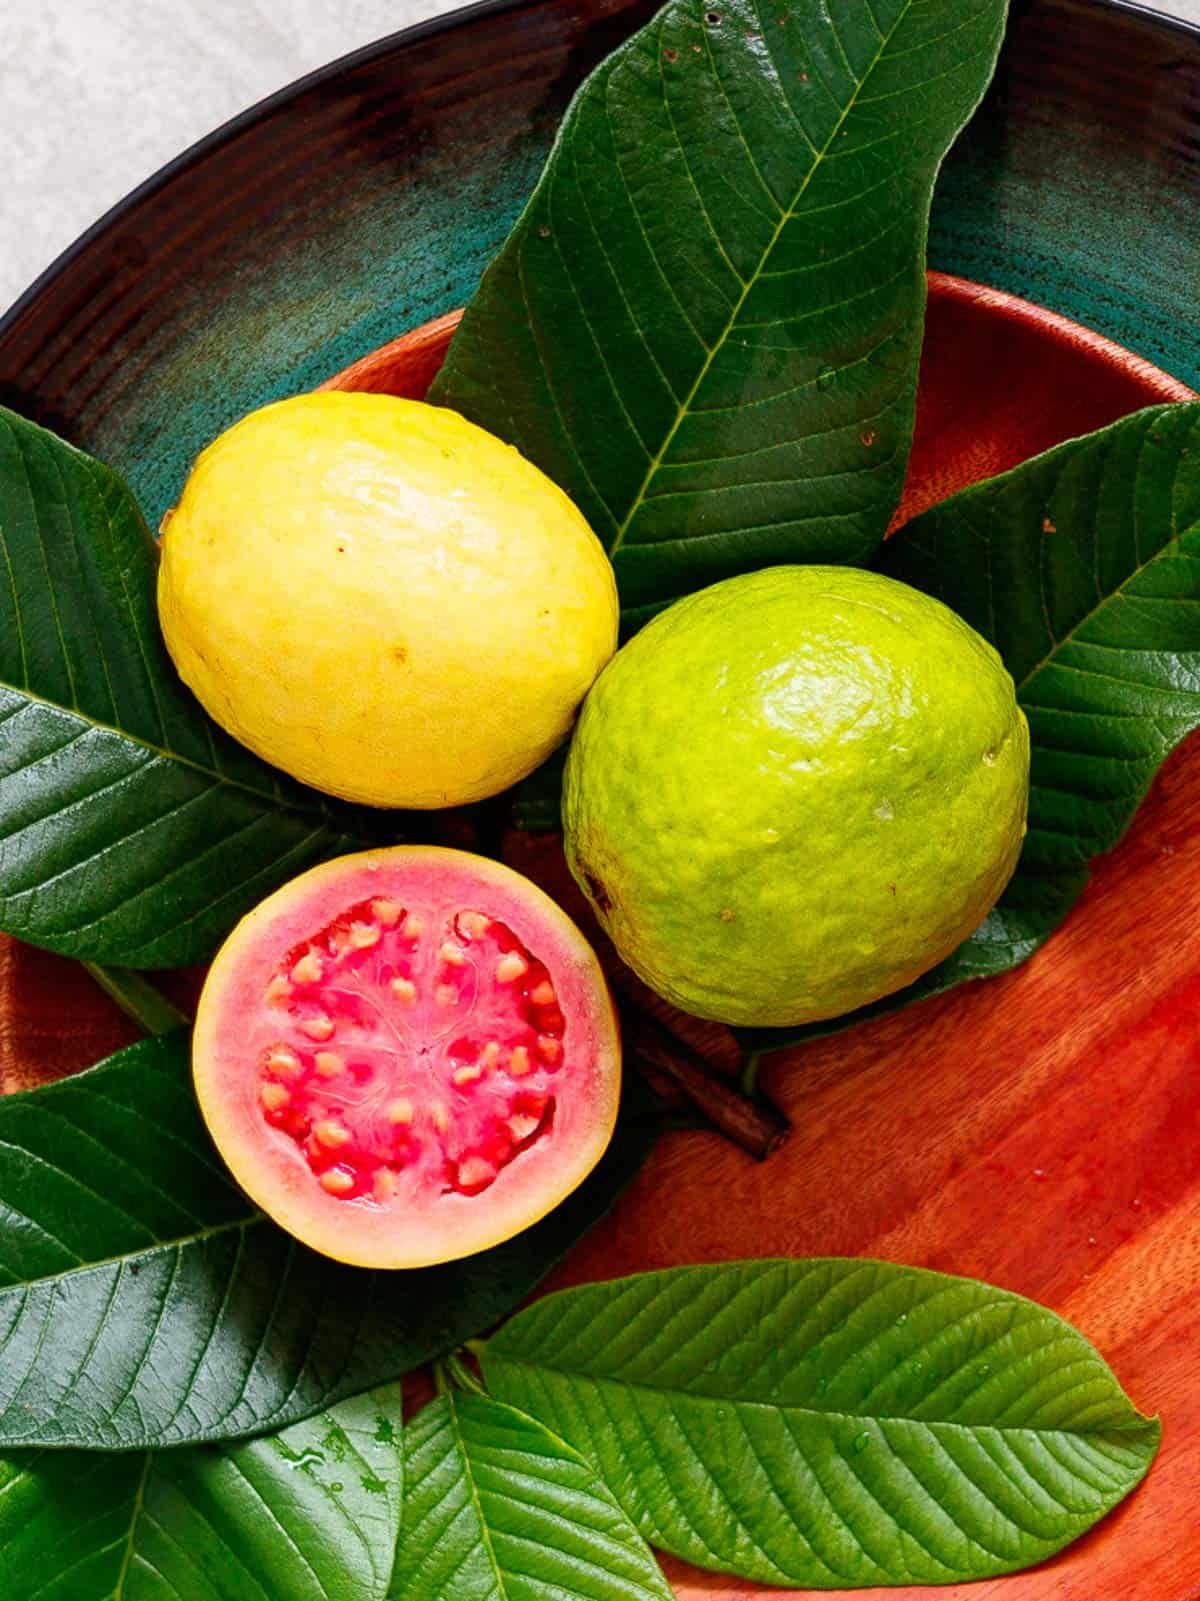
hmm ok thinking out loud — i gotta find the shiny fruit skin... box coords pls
[564,566,1030,1028]
[158,393,618,808]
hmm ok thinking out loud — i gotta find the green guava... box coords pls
[562,566,1030,1029]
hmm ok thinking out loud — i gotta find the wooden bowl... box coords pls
[335,279,1200,1601]
[4,273,1197,1600]
[318,276,1194,530]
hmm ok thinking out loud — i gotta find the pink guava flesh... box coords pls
[193,848,621,1269]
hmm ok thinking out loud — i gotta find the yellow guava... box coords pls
[158,393,618,808]
[563,566,1031,1029]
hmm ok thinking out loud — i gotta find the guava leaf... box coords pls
[0,1385,403,1601]
[0,405,391,968]
[482,1259,1160,1588]
[394,1392,673,1601]
[431,0,1009,625]
[740,401,1200,1054]
[0,1033,656,1450]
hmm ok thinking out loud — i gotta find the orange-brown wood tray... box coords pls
[5,270,1195,1598]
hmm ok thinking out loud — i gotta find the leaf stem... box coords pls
[446,1351,488,1397]
[83,963,190,1037]
[624,1009,789,1161]
[740,1050,764,1100]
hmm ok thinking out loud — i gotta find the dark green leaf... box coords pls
[395,1392,672,1601]
[739,402,1200,1055]
[0,1034,657,1450]
[884,402,1200,881]
[0,406,390,967]
[0,1385,403,1601]
[483,1259,1160,1588]
[432,0,1008,625]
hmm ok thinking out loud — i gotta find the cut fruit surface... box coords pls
[193,848,621,1268]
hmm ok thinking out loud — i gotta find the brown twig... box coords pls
[623,1006,789,1161]
[606,965,746,1081]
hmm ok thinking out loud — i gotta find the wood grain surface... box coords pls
[4,275,1196,1599]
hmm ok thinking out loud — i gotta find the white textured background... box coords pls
[1,0,1198,315]
[0,1,467,313]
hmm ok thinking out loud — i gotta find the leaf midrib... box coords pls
[0,1211,263,1296]
[1002,437,1197,696]
[448,1397,513,1601]
[488,1356,1155,1444]
[607,0,915,556]
[0,675,349,832]
[1016,539,1200,695]
[110,1449,151,1601]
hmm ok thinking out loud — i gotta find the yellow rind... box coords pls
[158,393,618,808]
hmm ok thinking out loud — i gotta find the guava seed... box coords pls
[256,897,567,1205]
[314,1120,350,1149]
[291,952,323,985]
[455,1157,497,1193]
[265,1046,303,1079]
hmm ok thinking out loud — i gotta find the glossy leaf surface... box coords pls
[0,1386,403,1601]
[432,0,1009,625]
[483,1259,1159,1587]
[396,1392,673,1600]
[0,406,383,967]
[0,1034,655,1449]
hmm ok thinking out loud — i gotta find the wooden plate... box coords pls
[4,270,1197,1597]
[1,0,1199,1594]
[323,280,1200,1601]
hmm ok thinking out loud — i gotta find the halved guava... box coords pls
[193,847,621,1269]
